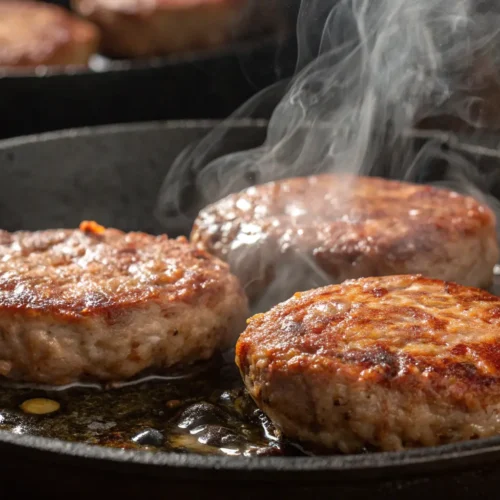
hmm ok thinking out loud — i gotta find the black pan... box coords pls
[1,120,500,499]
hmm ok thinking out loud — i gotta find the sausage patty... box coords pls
[0,221,248,385]
[191,175,499,309]
[0,1,100,68]
[72,0,254,58]
[236,275,500,453]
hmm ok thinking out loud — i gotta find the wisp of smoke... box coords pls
[157,0,500,224]
[155,0,500,308]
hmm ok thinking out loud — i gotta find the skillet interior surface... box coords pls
[1,121,500,496]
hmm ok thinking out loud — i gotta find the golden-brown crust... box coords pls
[0,222,246,322]
[236,275,500,401]
[0,1,100,68]
[72,0,249,58]
[191,174,498,301]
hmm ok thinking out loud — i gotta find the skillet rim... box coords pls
[1,120,500,477]
[4,428,500,475]
[0,118,270,148]
[0,33,287,79]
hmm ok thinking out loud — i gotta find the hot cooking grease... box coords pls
[0,356,304,457]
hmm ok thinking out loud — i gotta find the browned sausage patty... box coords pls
[0,1,100,68]
[191,175,499,308]
[0,221,248,385]
[236,275,500,452]
[72,0,251,58]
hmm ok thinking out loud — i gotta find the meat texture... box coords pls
[191,174,499,309]
[236,275,500,452]
[0,221,248,385]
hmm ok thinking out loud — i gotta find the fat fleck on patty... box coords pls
[0,221,248,385]
[236,275,500,452]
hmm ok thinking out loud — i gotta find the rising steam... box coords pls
[156,0,500,228]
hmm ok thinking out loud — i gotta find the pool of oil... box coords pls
[0,355,304,457]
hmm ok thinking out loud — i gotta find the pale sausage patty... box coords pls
[191,175,498,309]
[0,221,248,385]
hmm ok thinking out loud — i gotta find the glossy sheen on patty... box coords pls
[0,1,99,68]
[236,275,500,452]
[0,221,248,385]
[191,174,499,308]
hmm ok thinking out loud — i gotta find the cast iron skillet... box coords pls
[1,120,500,498]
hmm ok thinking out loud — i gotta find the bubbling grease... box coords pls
[0,358,301,456]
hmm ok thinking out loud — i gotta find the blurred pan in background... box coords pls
[0,0,300,139]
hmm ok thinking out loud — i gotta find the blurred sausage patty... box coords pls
[0,221,248,385]
[236,275,500,452]
[191,175,498,309]
[72,0,259,58]
[0,1,99,68]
